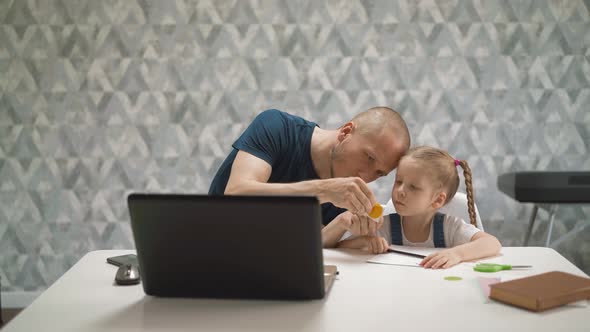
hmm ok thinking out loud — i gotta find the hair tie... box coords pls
[454,159,460,167]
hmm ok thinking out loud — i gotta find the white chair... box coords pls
[383,191,484,230]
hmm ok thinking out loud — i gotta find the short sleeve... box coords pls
[232,109,287,166]
[444,215,481,247]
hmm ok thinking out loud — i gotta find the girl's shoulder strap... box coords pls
[433,212,446,248]
[388,213,403,245]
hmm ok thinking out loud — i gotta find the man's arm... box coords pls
[224,151,377,214]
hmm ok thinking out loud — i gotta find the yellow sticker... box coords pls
[368,204,383,219]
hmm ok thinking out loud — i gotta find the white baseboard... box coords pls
[2,291,42,309]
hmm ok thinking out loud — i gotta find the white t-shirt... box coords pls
[377,213,481,248]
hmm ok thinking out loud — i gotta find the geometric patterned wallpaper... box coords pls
[1,0,589,294]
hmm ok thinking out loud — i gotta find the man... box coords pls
[209,106,410,237]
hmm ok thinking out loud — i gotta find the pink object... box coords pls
[478,277,501,298]
[454,159,460,166]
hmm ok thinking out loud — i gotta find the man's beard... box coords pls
[329,144,343,178]
[329,147,336,178]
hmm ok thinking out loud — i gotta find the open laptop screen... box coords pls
[128,194,326,300]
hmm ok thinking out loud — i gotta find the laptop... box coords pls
[127,194,337,300]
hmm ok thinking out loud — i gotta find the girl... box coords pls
[325,146,501,269]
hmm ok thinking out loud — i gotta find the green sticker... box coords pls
[444,276,462,281]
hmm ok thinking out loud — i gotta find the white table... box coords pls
[3,248,589,332]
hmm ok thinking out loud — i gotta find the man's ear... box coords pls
[431,191,447,210]
[337,121,355,141]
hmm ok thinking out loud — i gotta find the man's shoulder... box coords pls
[257,108,284,118]
[256,109,290,121]
[256,109,315,127]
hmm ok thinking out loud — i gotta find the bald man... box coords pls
[209,107,410,231]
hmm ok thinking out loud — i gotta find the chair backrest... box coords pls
[383,191,484,231]
[438,192,484,230]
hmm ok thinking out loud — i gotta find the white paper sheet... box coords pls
[367,253,423,267]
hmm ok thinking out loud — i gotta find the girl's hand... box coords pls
[364,236,389,254]
[420,249,462,269]
[333,211,384,236]
[335,235,389,253]
[330,211,354,231]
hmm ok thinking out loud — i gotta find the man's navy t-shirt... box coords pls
[208,109,345,225]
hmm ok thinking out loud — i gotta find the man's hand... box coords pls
[334,211,383,237]
[420,249,463,269]
[318,177,377,214]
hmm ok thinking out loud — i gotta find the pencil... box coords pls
[386,249,426,259]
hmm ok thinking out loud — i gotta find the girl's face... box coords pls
[391,157,445,217]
